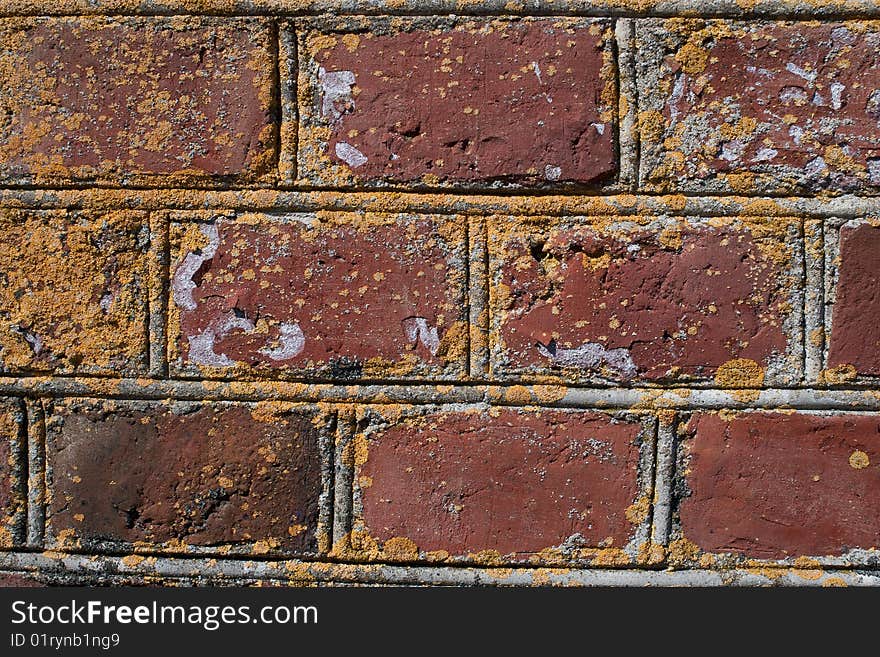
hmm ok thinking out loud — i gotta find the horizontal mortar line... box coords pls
[2,190,880,218]
[1,551,879,586]
[3,378,880,410]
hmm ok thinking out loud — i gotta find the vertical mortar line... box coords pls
[318,406,337,557]
[148,211,170,378]
[467,215,490,380]
[14,397,27,548]
[463,215,471,378]
[651,413,677,549]
[822,218,844,380]
[25,398,46,549]
[331,407,354,552]
[615,18,638,191]
[803,217,825,383]
[641,413,660,557]
[278,19,297,186]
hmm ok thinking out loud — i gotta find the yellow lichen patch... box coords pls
[849,450,870,470]
[638,542,666,566]
[532,384,568,403]
[675,42,709,74]
[714,358,765,389]
[822,364,857,385]
[638,109,666,143]
[666,537,701,567]
[121,554,145,568]
[504,385,533,405]
[625,496,651,525]
[822,577,848,587]
[590,548,631,567]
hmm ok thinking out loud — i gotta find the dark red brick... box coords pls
[639,20,880,193]
[353,407,650,562]
[46,399,327,555]
[489,216,799,384]
[0,399,24,549]
[0,210,150,376]
[298,19,617,187]
[0,17,275,186]
[0,573,43,587]
[169,213,467,380]
[828,221,880,376]
[679,412,880,560]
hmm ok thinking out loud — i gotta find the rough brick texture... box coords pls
[676,412,880,561]
[638,20,880,194]
[169,212,467,380]
[0,17,276,186]
[349,407,652,563]
[0,4,878,588]
[46,399,328,555]
[296,18,617,188]
[489,216,800,385]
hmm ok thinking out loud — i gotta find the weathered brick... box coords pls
[0,17,276,186]
[295,18,617,187]
[675,412,880,562]
[0,399,25,549]
[46,399,329,555]
[168,212,467,380]
[348,406,652,564]
[638,20,880,194]
[489,215,801,385]
[0,210,150,375]
[827,221,880,377]
[0,572,43,587]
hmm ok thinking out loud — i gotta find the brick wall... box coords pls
[1,2,879,587]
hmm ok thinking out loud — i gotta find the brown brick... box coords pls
[0,210,149,375]
[350,406,652,564]
[296,18,617,187]
[0,399,24,549]
[638,20,880,194]
[677,412,880,561]
[828,221,880,376]
[46,399,329,555]
[0,572,43,587]
[0,17,276,186]
[489,216,801,385]
[169,212,467,380]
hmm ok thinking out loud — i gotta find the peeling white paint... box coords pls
[868,159,880,185]
[530,61,542,84]
[830,82,846,110]
[335,141,368,168]
[753,147,778,162]
[591,122,606,135]
[805,156,827,177]
[785,62,817,84]
[544,165,562,181]
[669,74,686,122]
[187,313,255,368]
[536,340,638,377]
[259,322,306,361]
[788,124,805,145]
[720,140,744,162]
[172,223,220,312]
[99,291,114,313]
[402,317,440,355]
[779,86,809,104]
[319,68,356,122]
[22,330,42,356]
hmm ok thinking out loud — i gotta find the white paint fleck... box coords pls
[544,165,562,181]
[788,124,805,145]
[530,61,542,84]
[812,92,827,107]
[753,147,778,162]
[536,340,637,378]
[319,68,356,122]
[335,141,368,168]
[830,82,846,110]
[22,330,42,356]
[99,291,114,313]
[669,74,686,122]
[866,89,880,119]
[259,322,306,361]
[187,312,255,368]
[805,156,827,177]
[402,317,441,355]
[172,223,220,312]
[745,65,776,78]
[720,140,744,162]
[626,243,641,256]
[867,159,880,185]
[779,86,809,104]
[786,62,817,84]
[591,122,606,135]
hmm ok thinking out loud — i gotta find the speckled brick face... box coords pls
[351,407,651,563]
[828,222,880,376]
[677,412,880,561]
[296,19,617,187]
[169,213,467,380]
[489,216,801,385]
[0,399,24,548]
[0,17,276,186]
[0,210,150,375]
[46,399,327,555]
[638,20,880,193]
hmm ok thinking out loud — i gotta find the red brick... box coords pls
[679,412,880,560]
[489,216,799,384]
[828,221,880,376]
[0,399,24,548]
[169,213,467,380]
[297,19,617,187]
[352,407,651,562]
[0,210,149,376]
[639,20,880,193]
[0,573,43,587]
[0,17,275,186]
[46,399,327,555]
